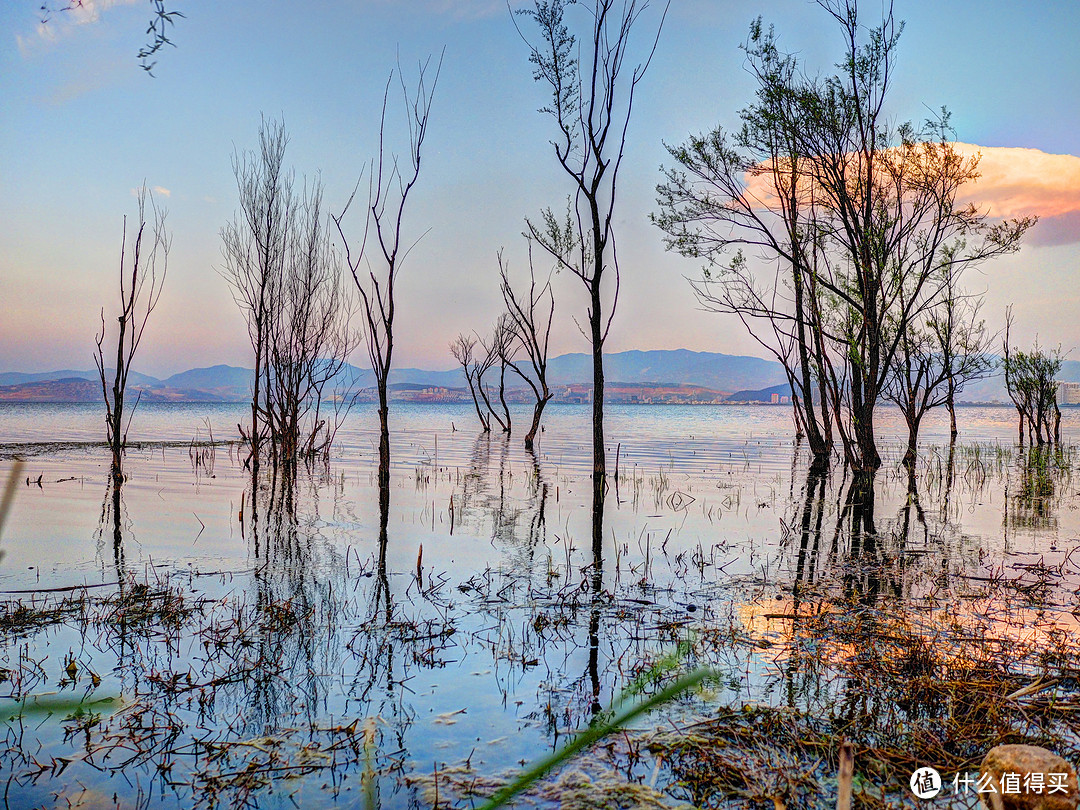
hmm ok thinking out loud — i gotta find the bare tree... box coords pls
[499,243,555,450]
[94,189,169,483]
[333,55,442,496]
[264,180,360,466]
[451,333,491,433]
[929,270,994,441]
[221,117,293,471]
[517,0,667,495]
[477,315,515,435]
[223,119,358,472]
[883,282,992,467]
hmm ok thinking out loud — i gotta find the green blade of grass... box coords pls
[0,459,24,563]
[476,666,711,810]
[0,692,121,723]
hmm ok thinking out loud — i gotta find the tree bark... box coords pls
[591,277,606,494]
[378,381,390,492]
[524,395,551,450]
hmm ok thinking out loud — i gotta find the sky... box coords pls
[1,0,1079,378]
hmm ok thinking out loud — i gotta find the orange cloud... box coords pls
[955,143,1080,221]
[740,142,1080,246]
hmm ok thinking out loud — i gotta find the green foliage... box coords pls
[1004,337,1063,445]
[518,0,580,133]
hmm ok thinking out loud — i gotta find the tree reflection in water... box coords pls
[7,432,1080,808]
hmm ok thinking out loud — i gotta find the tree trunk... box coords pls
[852,386,881,472]
[110,315,127,480]
[947,377,958,440]
[590,279,606,493]
[378,380,390,491]
[792,261,828,461]
[524,394,551,451]
[251,342,262,469]
[902,411,921,469]
[498,364,511,435]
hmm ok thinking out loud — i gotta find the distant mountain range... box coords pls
[2,350,1077,404]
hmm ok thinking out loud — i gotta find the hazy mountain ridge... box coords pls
[3,351,1077,403]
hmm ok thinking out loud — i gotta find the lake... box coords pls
[2,402,1079,808]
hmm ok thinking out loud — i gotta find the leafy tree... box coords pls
[517,0,666,496]
[1004,310,1063,446]
[657,1,1033,473]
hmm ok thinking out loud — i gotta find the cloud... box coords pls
[740,142,1080,246]
[129,185,169,199]
[953,143,1080,245]
[16,0,142,58]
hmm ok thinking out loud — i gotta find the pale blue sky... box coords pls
[2,0,1078,376]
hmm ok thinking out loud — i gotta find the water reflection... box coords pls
[6,417,1080,808]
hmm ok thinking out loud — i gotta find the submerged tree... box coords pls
[655,20,833,467]
[94,189,170,484]
[264,182,359,466]
[883,283,992,467]
[1004,311,1062,447]
[931,270,995,441]
[656,1,1033,473]
[333,55,441,504]
[517,0,667,494]
[787,4,1031,471]
[222,118,358,473]
[500,243,555,450]
[477,315,515,435]
[221,118,291,471]
[451,333,492,433]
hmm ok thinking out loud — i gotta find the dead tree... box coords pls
[929,270,994,442]
[499,243,554,450]
[223,119,358,471]
[451,333,491,432]
[333,55,442,496]
[477,315,515,435]
[517,0,667,494]
[221,117,293,471]
[94,189,169,483]
[265,181,360,466]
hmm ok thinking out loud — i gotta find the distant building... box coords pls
[1058,381,1080,405]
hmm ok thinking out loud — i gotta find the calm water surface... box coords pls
[1,402,1078,808]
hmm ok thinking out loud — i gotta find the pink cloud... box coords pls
[955,143,1080,219]
[953,144,1080,246]
[740,142,1080,246]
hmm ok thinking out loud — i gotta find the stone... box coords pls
[978,745,1078,810]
